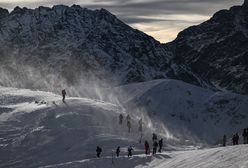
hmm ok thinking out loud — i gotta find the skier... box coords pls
[62,89,66,103]
[152,133,157,142]
[223,135,226,147]
[126,114,131,122]
[242,128,247,144]
[232,134,236,145]
[233,133,239,145]
[127,146,133,157]
[144,140,150,155]
[96,146,102,158]
[152,141,158,155]
[116,146,120,157]
[127,120,131,133]
[236,133,239,145]
[246,128,248,144]
[138,118,142,132]
[119,114,123,125]
[158,138,163,153]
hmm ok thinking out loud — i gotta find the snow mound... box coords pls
[0,87,154,167]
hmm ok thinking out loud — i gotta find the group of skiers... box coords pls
[145,133,163,155]
[96,133,163,158]
[232,133,239,145]
[119,114,143,133]
[61,90,164,158]
[223,128,248,146]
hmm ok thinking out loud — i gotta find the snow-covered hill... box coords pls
[0,87,153,167]
[1,79,248,167]
[113,79,248,144]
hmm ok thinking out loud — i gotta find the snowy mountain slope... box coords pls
[0,85,175,167]
[0,79,248,167]
[40,145,248,168]
[113,79,248,144]
[167,0,248,94]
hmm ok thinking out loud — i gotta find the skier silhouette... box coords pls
[96,146,102,158]
[152,133,157,142]
[138,118,142,132]
[144,140,150,155]
[126,114,131,122]
[152,141,158,155]
[127,146,133,157]
[223,135,226,147]
[246,128,248,144]
[127,120,131,133]
[158,138,163,153]
[119,114,123,125]
[116,146,120,157]
[62,89,66,103]
[242,129,247,144]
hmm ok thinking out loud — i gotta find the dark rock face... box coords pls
[0,5,174,88]
[167,1,248,94]
[0,1,247,95]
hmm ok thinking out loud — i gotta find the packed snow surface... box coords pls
[41,145,248,168]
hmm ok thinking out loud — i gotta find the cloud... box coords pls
[0,0,244,42]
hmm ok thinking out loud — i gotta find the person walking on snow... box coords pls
[119,114,123,125]
[127,120,131,133]
[144,140,150,155]
[158,138,163,153]
[138,118,143,132]
[233,133,239,145]
[236,133,239,145]
[242,128,247,144]
[223,135,227,147]
[246,128,248,144]
[127,146,133,157]
[126,114,131,122]
[96,146,102,158]
[62,89,66,103]
[152,141,158,155]
[116,146,120,157]
[152,133,157,142]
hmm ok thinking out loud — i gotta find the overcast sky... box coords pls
[0,0,244,43]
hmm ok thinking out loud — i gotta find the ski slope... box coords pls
[40,145,248,168]
[0,86,161,167]
[0,79,248,167]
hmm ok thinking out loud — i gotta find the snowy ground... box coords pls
[41,145,248,168]
[0,79,248,167]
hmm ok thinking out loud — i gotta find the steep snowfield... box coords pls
[113,79,248,144]
[0,79,248,167]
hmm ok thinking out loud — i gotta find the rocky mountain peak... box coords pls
[0,7,9,19]
[0,5,183,89]
[167,1,248,95]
